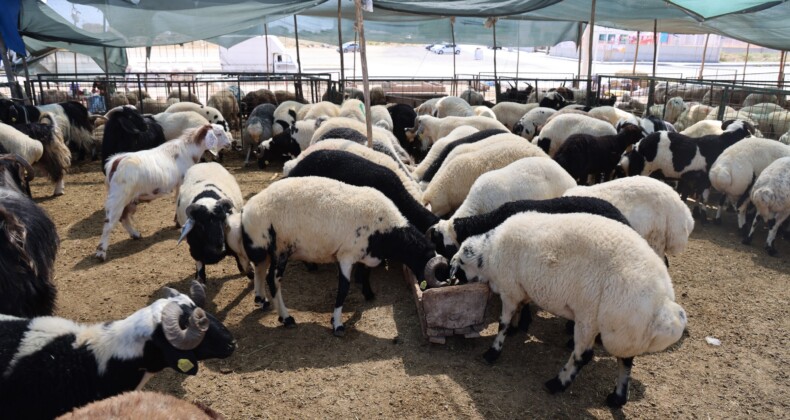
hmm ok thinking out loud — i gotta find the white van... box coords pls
[219,36,298,73]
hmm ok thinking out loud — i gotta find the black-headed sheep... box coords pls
[176,162,250,283]
[241,177,449,336]
[553,122,644,184]
[100,106,166,174]
[449,212,686,407]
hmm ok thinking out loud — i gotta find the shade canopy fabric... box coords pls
[373,0,563,17]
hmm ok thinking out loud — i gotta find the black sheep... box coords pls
[420,128,507,183]
[553,123,644,184]
[0,163,58,318]
[100,106,166,173]
[387,104,418,160]
[0,98,40,125]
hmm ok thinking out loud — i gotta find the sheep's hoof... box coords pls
[544,377,567,394]
[94,250,107,262]
[280,316,296,328]
[482,348,501,364]
[254,296,271,311]
[606,391,628,408]
[741,236,753,245]
[131,233,142,240]
[333,325,346,337]
[53,191,64,197]
[713,217,722,226]
[765,245,778,257]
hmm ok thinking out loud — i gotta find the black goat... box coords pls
[100,106,166,173]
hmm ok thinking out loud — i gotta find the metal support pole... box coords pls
[294,15,304,99]
[586,0,596,106]
[354,0,372,148]
[742,43,750,83]
[632,31,640,74]
[576,22,583,86]
[652,20,658,77]
[264,23,271,89]
[451,17,457,95]
[337,0,345,87]
[22,56,32,105]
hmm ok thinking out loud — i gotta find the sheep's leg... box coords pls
[95,191,130,261]
[713,194,728,225]
[267,254,294,326]
[252,255,272,311]
[606,357,635,408]
[244,146,252,166]
[482,295,520,364]
[696,188,710,224]
[234,254,253,279]
[331,260,354,337]
[195,261,206,283]
[544,322,597,394]
[765,210,790,256]
[742,214,761,245]
[53,178,65,196]
[505,303,532,335]
[353,264,375,301]
[736,199,752,232]
[119,202,142,239]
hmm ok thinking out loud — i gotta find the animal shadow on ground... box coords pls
[67,208,105,239]
[72,226,176,270]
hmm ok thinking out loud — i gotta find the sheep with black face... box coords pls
[0,284,236,419]
[176,162,250,284]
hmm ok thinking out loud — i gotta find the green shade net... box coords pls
[666,0,784,20]
[211,1,581,49]
[373,0,563,17]
[22,37,128,73]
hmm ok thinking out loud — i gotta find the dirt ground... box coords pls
[35,153,788,419]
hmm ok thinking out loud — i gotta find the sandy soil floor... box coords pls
[36,153,789,419]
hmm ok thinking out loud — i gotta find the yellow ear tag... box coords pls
[419,280,428,291]
[177,358,194,372]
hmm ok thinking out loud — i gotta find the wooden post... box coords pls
[337,0,345,86]
[779,50,787,89]
[354,0,373,148]
[652,20,658,77]
[576,22,583,85]
[586,0,596,106]
[22,55,32,105]
[492,19,498,81]
[742,43,750,83]
[698,33,710,79]
[353,31,358,80]
[632,31,640,74]
[293,15,303,99]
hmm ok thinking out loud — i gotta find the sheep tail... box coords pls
[708,165,733,191]
[751,186,776,211]
[37,114,71,182]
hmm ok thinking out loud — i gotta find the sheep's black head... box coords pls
[722,119,755,138]
[0,154,35,197]
[0,99,22,124]
[257,128,299,169]
[0,203,36,287]
[539,91,568,110]
[617,148,644,177]
[146,285,235,376]
[426,224,458,259]
[448,238,486,285]
[114,107,148,136]
[180,198,233,265]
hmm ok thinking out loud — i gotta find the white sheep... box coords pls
[679,119,724,137]
[645,97,686,123]
[451,157,574,219]
[164,102,229,131]
[513,107,556,140]
[412,126,479,181]
[371,105,394,130]
[302,101,340,120]
[747,156,790,255]
[460,89,485,105]
[57,391,222,419]
[176,162,249,283]
[339,98,366,123]
[588,105,639,126]
[767,110,790,140]
[564,176,695,264]
[434,96,474,117]
[742,93,778,107]
[491,102,539,131]
[449,211,686,407]
[473,106,496,119]
[533,113,617,157]
[240,176,448,335]
[406,115,508,152]
[674,103,712,132]
[422,139,549,216]
[709,137,790,228]
[95,124,231,261]
[310,117,414,170]
[417,129,510,187]
[416,98,441,115]
[151,111,212,141]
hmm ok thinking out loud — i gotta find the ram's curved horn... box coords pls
[161,301,209,350]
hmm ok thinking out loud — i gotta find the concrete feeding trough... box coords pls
[402,265,491,344]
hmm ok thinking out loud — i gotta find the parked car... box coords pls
[338,42,360,53]
[430,43,461,55]
[424,43,437,51]
[488,44,503,50]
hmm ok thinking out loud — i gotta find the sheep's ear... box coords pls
[161,287,182,298]
[217,199,234,216]
[314,116,327,128]
[204,128,219,150]
[288,109,297,120]
[0,206,34,274]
